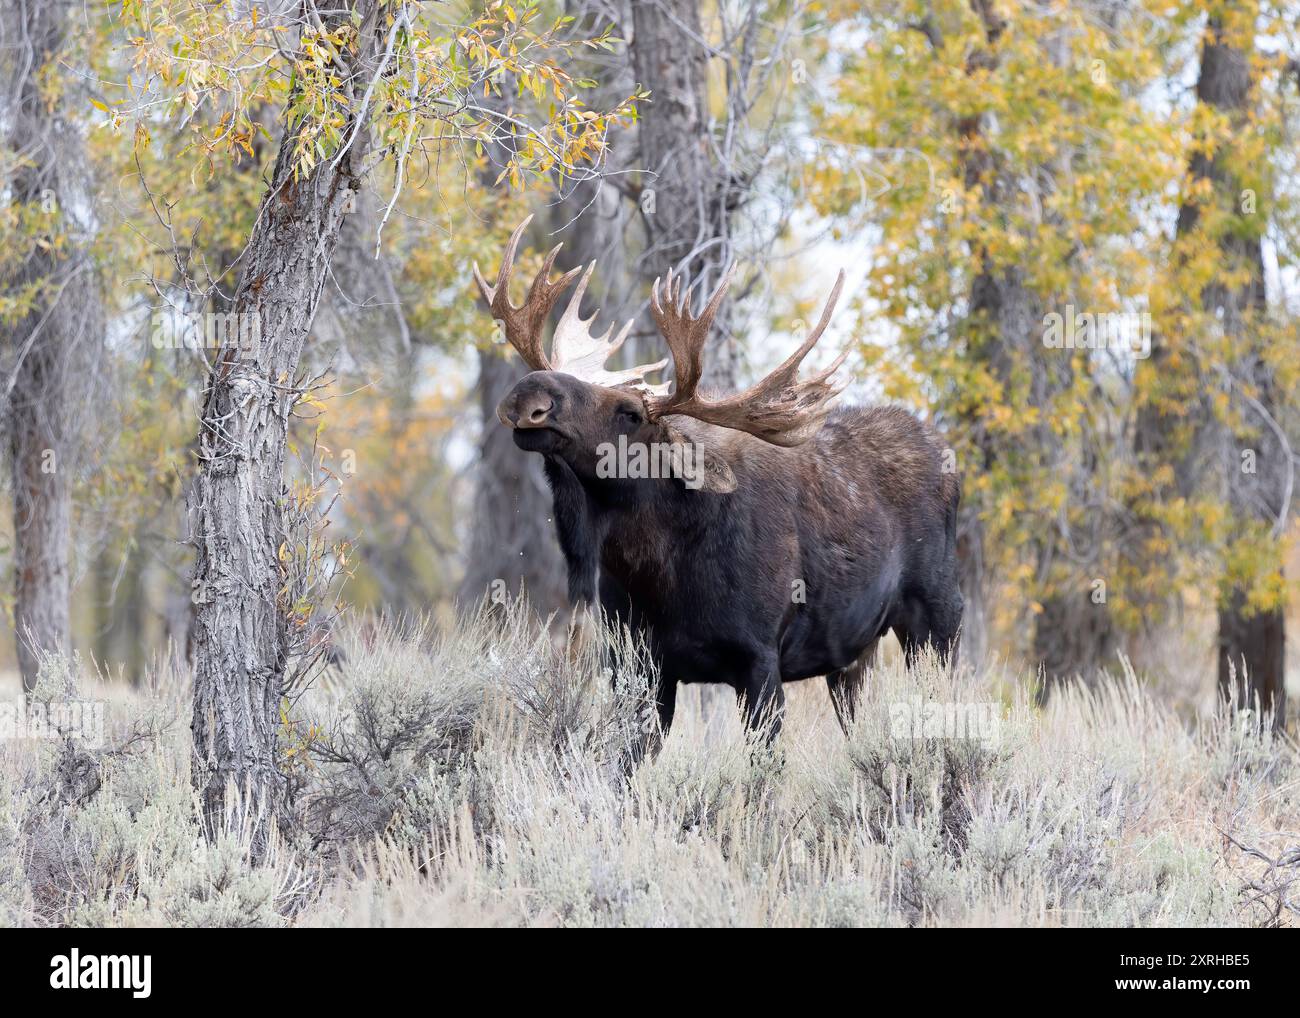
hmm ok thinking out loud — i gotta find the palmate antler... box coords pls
[473,219,849,445]
[646,267,848,447]
[472,216,668,393]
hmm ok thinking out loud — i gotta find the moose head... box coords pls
[475,216,849,492]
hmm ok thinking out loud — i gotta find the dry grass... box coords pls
[1,608,1297,927]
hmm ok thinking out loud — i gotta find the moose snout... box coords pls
[497,389,554,429]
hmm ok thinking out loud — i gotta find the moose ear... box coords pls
[697,449,737,494]
[664,425,737,495]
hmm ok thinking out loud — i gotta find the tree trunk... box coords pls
[1034,592,1117,693]
[630,0,737,390]
[189,0,392,836]
[947,2,1011,674]
[9,350,73,693]
[1219,588,1284,714]
[458,345,568,614]
[953,1,1114,688]
[457,80,571,618]
[1201,21,1284,722]
[1190,18,1285,725]
[1,0,102,694]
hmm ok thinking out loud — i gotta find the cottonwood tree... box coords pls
[185,0,398,834]
[630,0,731,382]
[118,0,638,836]
[1201,10,1294,726]
[1135,4,1292,724]
[818,0,1183,681]
[0,0,105,693]
[620,0,824,404]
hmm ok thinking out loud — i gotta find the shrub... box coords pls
[1,607,1294,927]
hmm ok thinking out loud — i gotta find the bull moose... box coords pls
[476,218,962,742]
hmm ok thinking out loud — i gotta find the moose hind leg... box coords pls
[891,596,932,669]
[926,590,964,668]
[825,639,878,735]
[738,654,785,741]
[894,592,963,670]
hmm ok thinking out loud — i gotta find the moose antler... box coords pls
[472,216,579,371]
[472,216,668,393]
[646,267,848,447]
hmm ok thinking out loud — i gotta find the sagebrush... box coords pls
[2,608,1296,927]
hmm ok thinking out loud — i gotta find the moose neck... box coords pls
[541,452,721,606]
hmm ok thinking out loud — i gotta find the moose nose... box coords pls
[498,391,554,428]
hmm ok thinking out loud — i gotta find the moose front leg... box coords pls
[615,672,676,775]
[602,609,675,771]
[597,574,670,767]
[738,652,785,741]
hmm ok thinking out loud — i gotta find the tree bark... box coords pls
[189,0,393,835]
[630,0,737,390]
[1034,591,1117,688]
[9,333,74,693]
[458,344,568,614]
[1191,18,1285,725]
[1,0,103,693]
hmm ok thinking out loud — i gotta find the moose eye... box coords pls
[618,407,642,426]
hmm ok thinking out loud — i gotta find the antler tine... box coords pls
[551,261,597,351]
[471,216,530,307]
[527,241,567,305]
[763,270,847,390]
[472,218,670,394]
[647,268,849,447]
[549,261,670,393]
[471,215,582,372]
[648,263,736,414]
